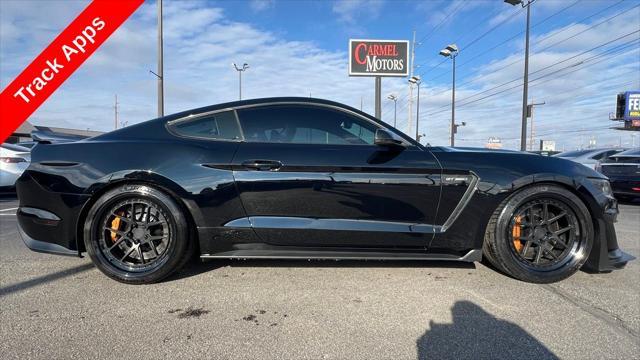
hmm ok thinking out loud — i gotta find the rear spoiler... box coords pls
[31,130,88,144]
[31,132,52,144]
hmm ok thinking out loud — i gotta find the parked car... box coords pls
[597,148,640,200]
[0,143,31,189]
[554,148,626,170]
[15,98,633,284]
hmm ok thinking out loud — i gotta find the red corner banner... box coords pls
[0,0,144,143]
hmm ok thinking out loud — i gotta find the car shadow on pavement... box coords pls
[0,263,94,298]
[416,301,558,360]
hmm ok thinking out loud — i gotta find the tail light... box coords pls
[0,157,27,163]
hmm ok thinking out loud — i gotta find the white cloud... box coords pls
[332,0,384,24]
[249,0,275,12]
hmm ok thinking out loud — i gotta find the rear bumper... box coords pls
[16,171,89,256]
[610,177,640,197]
[18,221,77,256]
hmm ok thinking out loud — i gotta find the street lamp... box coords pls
[505,0,535,151]
[408,75,421,142]
[387,94,398,128]
[439,44,459,146]
[233,63,249,100]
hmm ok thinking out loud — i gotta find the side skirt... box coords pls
[201,249,482,262]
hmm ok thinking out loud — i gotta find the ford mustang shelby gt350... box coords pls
[16,98,633,284]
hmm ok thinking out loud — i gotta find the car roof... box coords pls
[610,148,640,157]
[166,97,375,122]
[555,148,625,158]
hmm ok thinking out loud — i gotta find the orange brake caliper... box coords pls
[110,212,123,242]
[512,215,523,252]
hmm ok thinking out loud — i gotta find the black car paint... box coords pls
[15,97,629,271]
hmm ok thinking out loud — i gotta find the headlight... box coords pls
[589,178,613,197]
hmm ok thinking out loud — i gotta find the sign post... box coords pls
[349,39,409,121]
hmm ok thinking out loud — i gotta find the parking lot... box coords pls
[0,194,638,359]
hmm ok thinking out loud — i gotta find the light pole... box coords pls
[233,63,249,100]
[505,0,535,151]
[387,94,398,128]
[408,76,421,142]
[439,44,459,146]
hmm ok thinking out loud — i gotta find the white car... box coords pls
[0,143,31,188]
[553,148,627,170]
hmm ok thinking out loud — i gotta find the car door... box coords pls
[229,103,442,250]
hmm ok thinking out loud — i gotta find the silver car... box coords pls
[554,148,627,170]
[0,143,31,188]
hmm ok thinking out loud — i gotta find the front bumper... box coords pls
[582,199,635,272]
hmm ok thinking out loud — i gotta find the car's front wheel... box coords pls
[83,184,192,284]
[483,184,593,283]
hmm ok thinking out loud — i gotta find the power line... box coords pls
[416,0,469,46]
[424,30,640,109]
[426,0,635,93]
[422,43,639,118]
[432,0,583,82]
[383,1,639,122]
[384,0,624,117]
[400,75,638,137]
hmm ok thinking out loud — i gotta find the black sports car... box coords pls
[597,148,640,200]
[16,98,633,284]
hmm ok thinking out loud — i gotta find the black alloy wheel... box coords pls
[98,199,172,272]
[483,184,593,283]
[84,184,192,284]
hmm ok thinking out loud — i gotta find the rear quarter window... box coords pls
[170,111,242,140]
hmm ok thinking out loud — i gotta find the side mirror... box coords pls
[374,129,404,147]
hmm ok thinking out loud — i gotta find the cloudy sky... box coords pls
[1,0,639,150]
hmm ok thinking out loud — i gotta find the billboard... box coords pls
[540,140,556,152]
[624,91,640,121]
[349,39,409,77]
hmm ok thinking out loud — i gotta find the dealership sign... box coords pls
[349,39,409,77]
[624,91,640,120]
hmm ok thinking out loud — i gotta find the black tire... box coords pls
[483,184,593,283]
[83,184,193,284]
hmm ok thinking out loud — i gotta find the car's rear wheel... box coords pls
[483,184,593,283]
[84,184,192,284]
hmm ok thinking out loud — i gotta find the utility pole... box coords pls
[505,0,535,151]
[375,77,381,118]
[157,0,164,117]
[408,76,421,141]
[407,30,416,135]
[527,101,545,151]
[521,1,531,151]
[114,94,118,130]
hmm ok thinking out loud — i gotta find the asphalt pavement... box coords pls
[0,194,638,359]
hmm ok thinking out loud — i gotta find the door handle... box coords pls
[241,160,282,171]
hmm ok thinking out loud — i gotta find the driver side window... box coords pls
[236,105,378,145]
